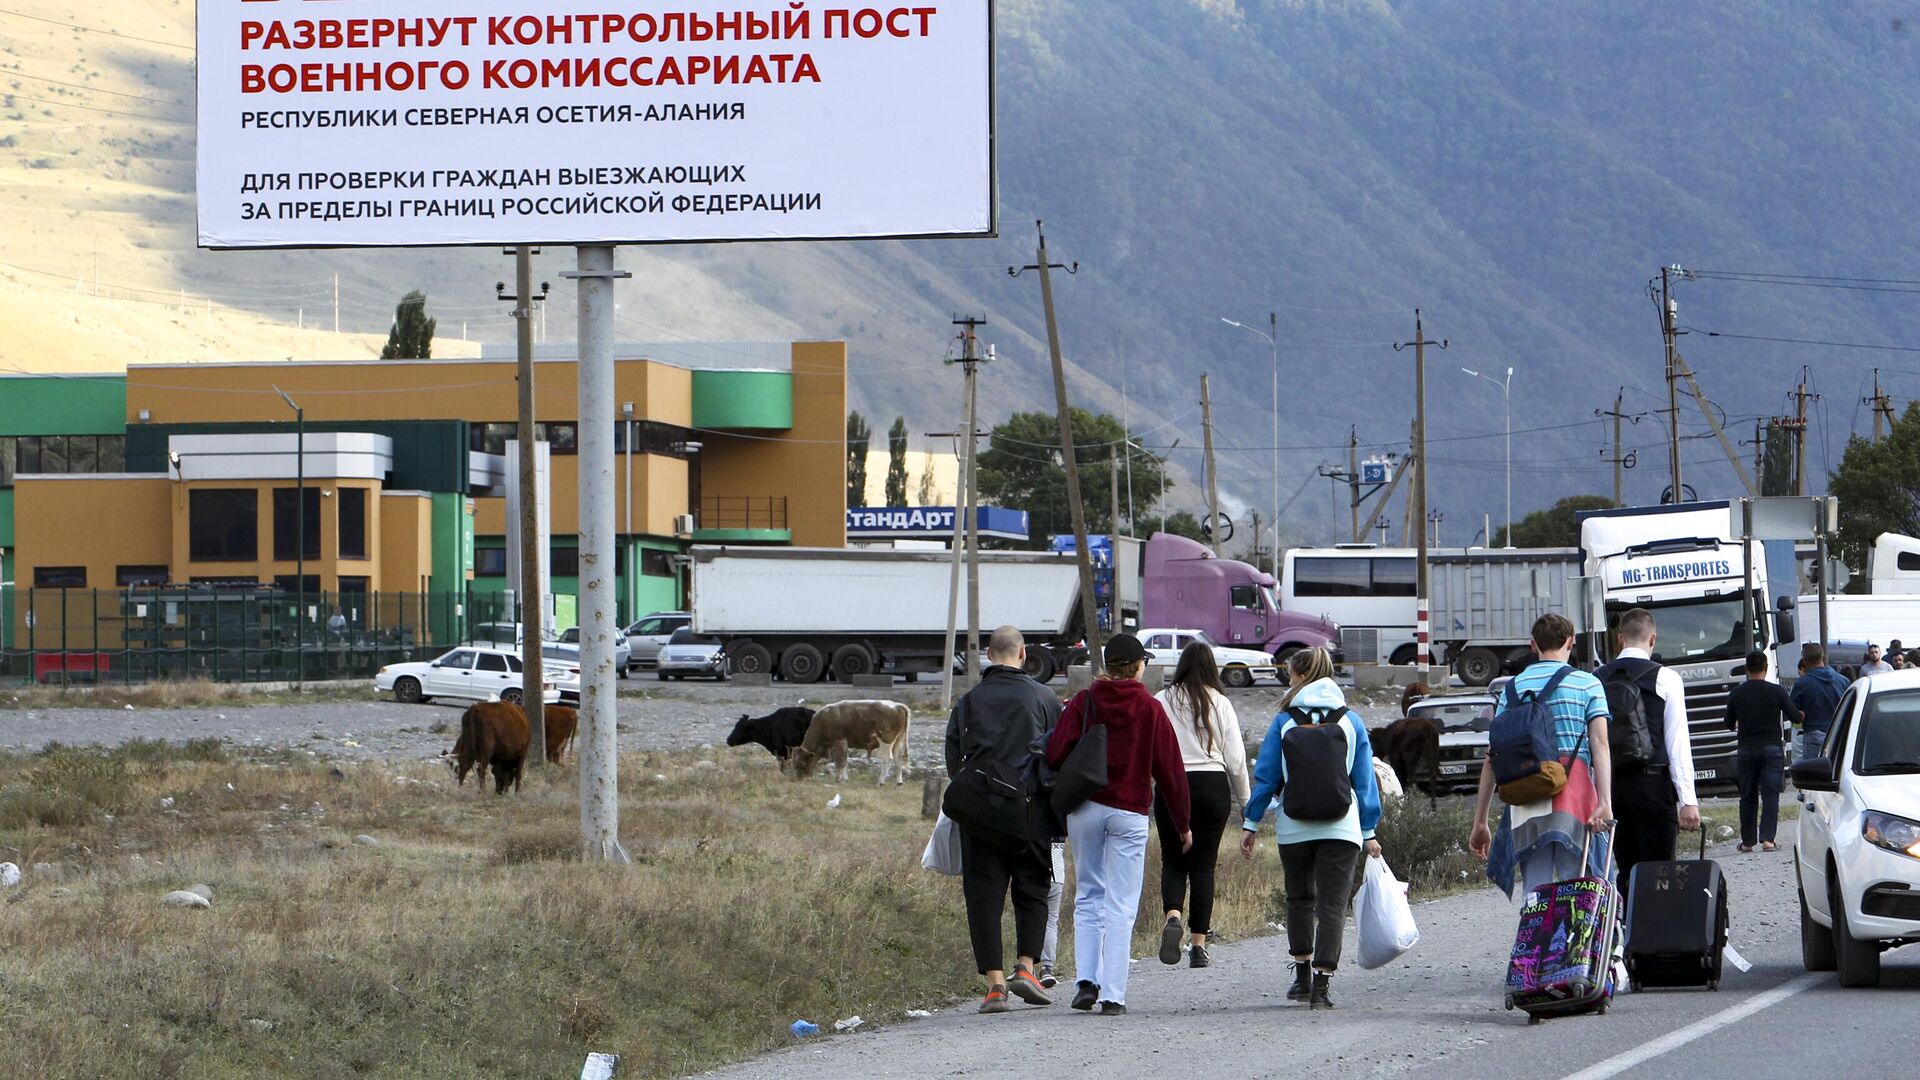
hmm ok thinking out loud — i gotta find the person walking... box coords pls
[1723,650,1797,853]
[944,626,1061,1014]
[1469,614,1615,897]
[1045,633,1191,1016]
[1859,644,1894,677]
[1594,608,1699,888]
[1039,839,1066,988]
[1238,646,1382,1010]
[1790,644,1849,763]
[1152,641,1251,969]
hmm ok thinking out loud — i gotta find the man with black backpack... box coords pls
[1595,608,1700,889]
[943,625,1061,1014]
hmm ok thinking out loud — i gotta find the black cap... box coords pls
[1103,633,1145,666]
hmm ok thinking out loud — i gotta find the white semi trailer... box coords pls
[690,545,1080,683]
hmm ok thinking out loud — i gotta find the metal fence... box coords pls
[0,587,525,685]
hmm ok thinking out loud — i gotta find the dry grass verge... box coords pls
[0,741,1475,1078]
[1,679,371,711]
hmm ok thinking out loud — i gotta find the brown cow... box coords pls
[450,701,531,794]
[790,700,912,785]
[542,704,579,765]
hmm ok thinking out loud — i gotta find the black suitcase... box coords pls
[1623,830,1729,991]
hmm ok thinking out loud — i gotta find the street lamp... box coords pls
[273,385,305,684]
[1461,366,1514,548]
[1221,314,1279,576]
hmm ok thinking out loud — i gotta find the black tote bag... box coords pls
[943,699,1036,843]
[1048,691,1109,819]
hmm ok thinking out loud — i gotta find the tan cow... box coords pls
[790,699,913,785]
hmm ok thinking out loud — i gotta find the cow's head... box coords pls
[726,714,758,747]
[790,746,821,780]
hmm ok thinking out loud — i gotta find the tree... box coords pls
[916,456,940,506]
[976,409,1170,545]
[1829,401,1920,576]
[884,416,910,507]
[845,411,871,508]
[1161,511,1209,544]
[1492,495,1619,547]
[379,291,436,359]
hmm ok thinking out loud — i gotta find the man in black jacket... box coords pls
[945,625,1062,1013]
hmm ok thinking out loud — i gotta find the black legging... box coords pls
[1153,771,1233,936]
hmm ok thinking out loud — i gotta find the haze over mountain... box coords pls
[3,0,1915,543]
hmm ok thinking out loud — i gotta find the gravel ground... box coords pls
[0,678,1403,777]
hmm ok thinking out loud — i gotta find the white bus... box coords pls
[1281,546,1422,666]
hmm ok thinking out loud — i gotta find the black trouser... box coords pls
[1736,744,1785,847]
[958,824,1051,976]
[1278,838,1361,972]
[1613,767,1679,888]
[1154,771,1233,936]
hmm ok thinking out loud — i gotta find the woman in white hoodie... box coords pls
[1151,642,1252,969]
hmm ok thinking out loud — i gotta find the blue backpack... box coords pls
[1488,666,1576,803]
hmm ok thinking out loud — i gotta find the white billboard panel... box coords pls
[196,1,994,248]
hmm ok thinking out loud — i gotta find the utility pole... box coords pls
[1867,369,1894,444]
[1597,391,1637,507]
[1109,444,1122,542]
[1792,373,1818,497]
[565,244,631,865]
[1011,221,1105,671]
[1673,354,1757,496]
[501,246,551,764]
[1658,266,1684,503]
[1201,374,1222,558]
[1395,312,1446,689]
[1348,427,1360,542]
[954,316,987,682]
[940,424,968,710]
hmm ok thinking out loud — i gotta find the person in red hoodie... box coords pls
[1045,633,1192,1016]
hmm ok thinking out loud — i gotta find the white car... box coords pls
[656,628,727,681]
[1793,669,1920,987]
[374,646,560,707]
[539,642,587,702]
[1138,628,1278,689]
[1407,692,1497,791]
[558,625,632,677]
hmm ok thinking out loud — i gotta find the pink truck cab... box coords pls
[1141,533,1340,662]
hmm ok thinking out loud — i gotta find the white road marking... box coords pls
[1558,973,1828,1080]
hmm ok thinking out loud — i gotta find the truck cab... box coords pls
[1577,503,1793,785]
[1142,533,1339,662]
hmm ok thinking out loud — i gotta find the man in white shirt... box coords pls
[1858,644,1893,677]
[1595,607,1700,888]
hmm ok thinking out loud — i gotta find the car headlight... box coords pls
[1862,810,1920,860]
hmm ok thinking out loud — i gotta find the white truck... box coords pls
[1576,502,1797,785]
[1798,533,1920,666]
[689,545,1081,683]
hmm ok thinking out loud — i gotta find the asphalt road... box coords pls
[697,839,1917,1080]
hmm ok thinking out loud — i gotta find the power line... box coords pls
[0,8,195,51]
[3,70,187,104]
[1,90,188,123]
[1684,326,1920,354]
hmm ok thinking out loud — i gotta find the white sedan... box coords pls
[374,646,560,707]
[1138,628,1278,688]
[1793,668,1920,987]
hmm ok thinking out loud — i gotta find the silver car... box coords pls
[624,611,691,672]
[656,628,726,681]
[558,625,632,677]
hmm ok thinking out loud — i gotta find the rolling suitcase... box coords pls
[1623,829,1729,991]
[1506,838,1621,1023]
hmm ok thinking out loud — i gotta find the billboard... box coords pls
[196,2,995,248]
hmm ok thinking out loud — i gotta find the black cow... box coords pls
[726,706,816,772]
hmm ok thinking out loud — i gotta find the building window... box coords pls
[541,422,578,453]
[0,435,125,486]
[273,488,323,561]
[338,487,368,560]
[189,489,258,561]
[641,549,678,577]
[34,566,87,588]
[339,575,370,595]
[191,576,260,587]
[273,575,321,595]
[551,545,580,578]
[117,565,169,587]
[475,547,506,577]
[470,422,517,455]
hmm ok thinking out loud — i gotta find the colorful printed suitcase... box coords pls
[1505,840,1621,1022]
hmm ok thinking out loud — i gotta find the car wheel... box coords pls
[394,677,423,704]
[783,643,826,684]
[657,672,669,681]
[618,667,629,680]
[1456,648,1501,687]
[831,643,877,682]
[500,687,524,706]
[1222,665,1254,689]
[730,642,773,677]
[1388,644,1418,667]
[1831,878,1882,987]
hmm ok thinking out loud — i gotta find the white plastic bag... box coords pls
[921,812,963,875]
[1355,854,1419,969]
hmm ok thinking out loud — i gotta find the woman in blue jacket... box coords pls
[1238,646,1383,1010]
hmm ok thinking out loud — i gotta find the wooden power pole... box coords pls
[1011,221,1105,670]
[1396,312,1445,689]
[503,245,549,764]
[1867,369,1895,444]
[1201,374,1222,558]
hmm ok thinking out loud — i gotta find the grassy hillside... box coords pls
[3,1,1914,536]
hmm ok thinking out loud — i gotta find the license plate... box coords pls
[1695,769,1717,781]
[1440,763,1470,776]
